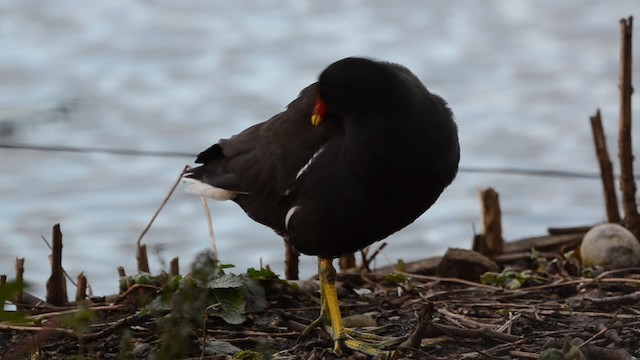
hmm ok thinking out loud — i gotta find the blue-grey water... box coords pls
[1,1,638,297]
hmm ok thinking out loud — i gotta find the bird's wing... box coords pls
[191,83,341,200]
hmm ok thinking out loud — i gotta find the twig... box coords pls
[617,16,640,238]
[113,283,159,305]
[590,109,622,223]
[30,304,132,322]
[136,165,189,247]
[392,302,435,359]
[429,322,520,343]
[80,312,144,342]
[199,195,219,261]
[360,242,388,272]
[403,273,503,291]
[585,290,640,305]
[580,325,608,348]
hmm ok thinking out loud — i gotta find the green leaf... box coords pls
[504,278,522,290]
[132,272,152,285]
[242,278,268,313]
[384,273,408,285]
[480,272,498,285]
[207,273,244,289]
[247,267,279,281]
[210,288,246,324]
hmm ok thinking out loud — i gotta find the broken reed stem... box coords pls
[284,236,299,280]
[75,272,87,302]
[15,258,24,309]
[339,253,356,271]
[170,257,179,276]
[618,16,640,239]
[117,266,130,294]
[590,109,621,223]
[473,188,504,257]
[136,243,150,273]
[40,236,78,288]
[46,224,67,306]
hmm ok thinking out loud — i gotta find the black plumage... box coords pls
[185,57,459,355]
[186,57,459,257]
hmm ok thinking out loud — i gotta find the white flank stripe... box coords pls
[296,145,325,180]
[285,205,300,230]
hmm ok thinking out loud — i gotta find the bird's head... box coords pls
[311,57,404,126]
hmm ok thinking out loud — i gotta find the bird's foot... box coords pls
[300,316,405,358]
[331,324,406,358]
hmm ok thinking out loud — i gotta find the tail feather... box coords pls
[182,177,237,201]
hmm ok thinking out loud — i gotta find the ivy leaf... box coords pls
[210,288,246,324]
[242,278,268,313]
[207,273,244,289]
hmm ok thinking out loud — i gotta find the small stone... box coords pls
[580,223,640,269]
[436,248,500,281]
[343,313,378,328]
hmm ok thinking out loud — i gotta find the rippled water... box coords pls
[1,1,638,297]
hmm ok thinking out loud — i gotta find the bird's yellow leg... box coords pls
[299,257,405,357]
[318,257,346,354]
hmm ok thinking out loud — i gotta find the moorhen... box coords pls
[184,57,460,355]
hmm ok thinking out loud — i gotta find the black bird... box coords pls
[184,57,460,355]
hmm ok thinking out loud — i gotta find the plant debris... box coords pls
[2,247,640,359]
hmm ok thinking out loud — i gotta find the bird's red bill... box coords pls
[311,97,327,126]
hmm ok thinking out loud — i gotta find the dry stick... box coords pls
[75,272,87,302]
[136,244,150,274]
[617,16,640,238]
[117,266,130,294]
[170,257,179,276]
[339,253,356,271]
[359,242,387,272]
[199,196,219,260]
[590,109,622,223]
[135,165,189,272]
[392,302,435,359]
[40,236,78,289]
[15,258,24,309]
[46,224,67,306]
[473,187,503,257]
